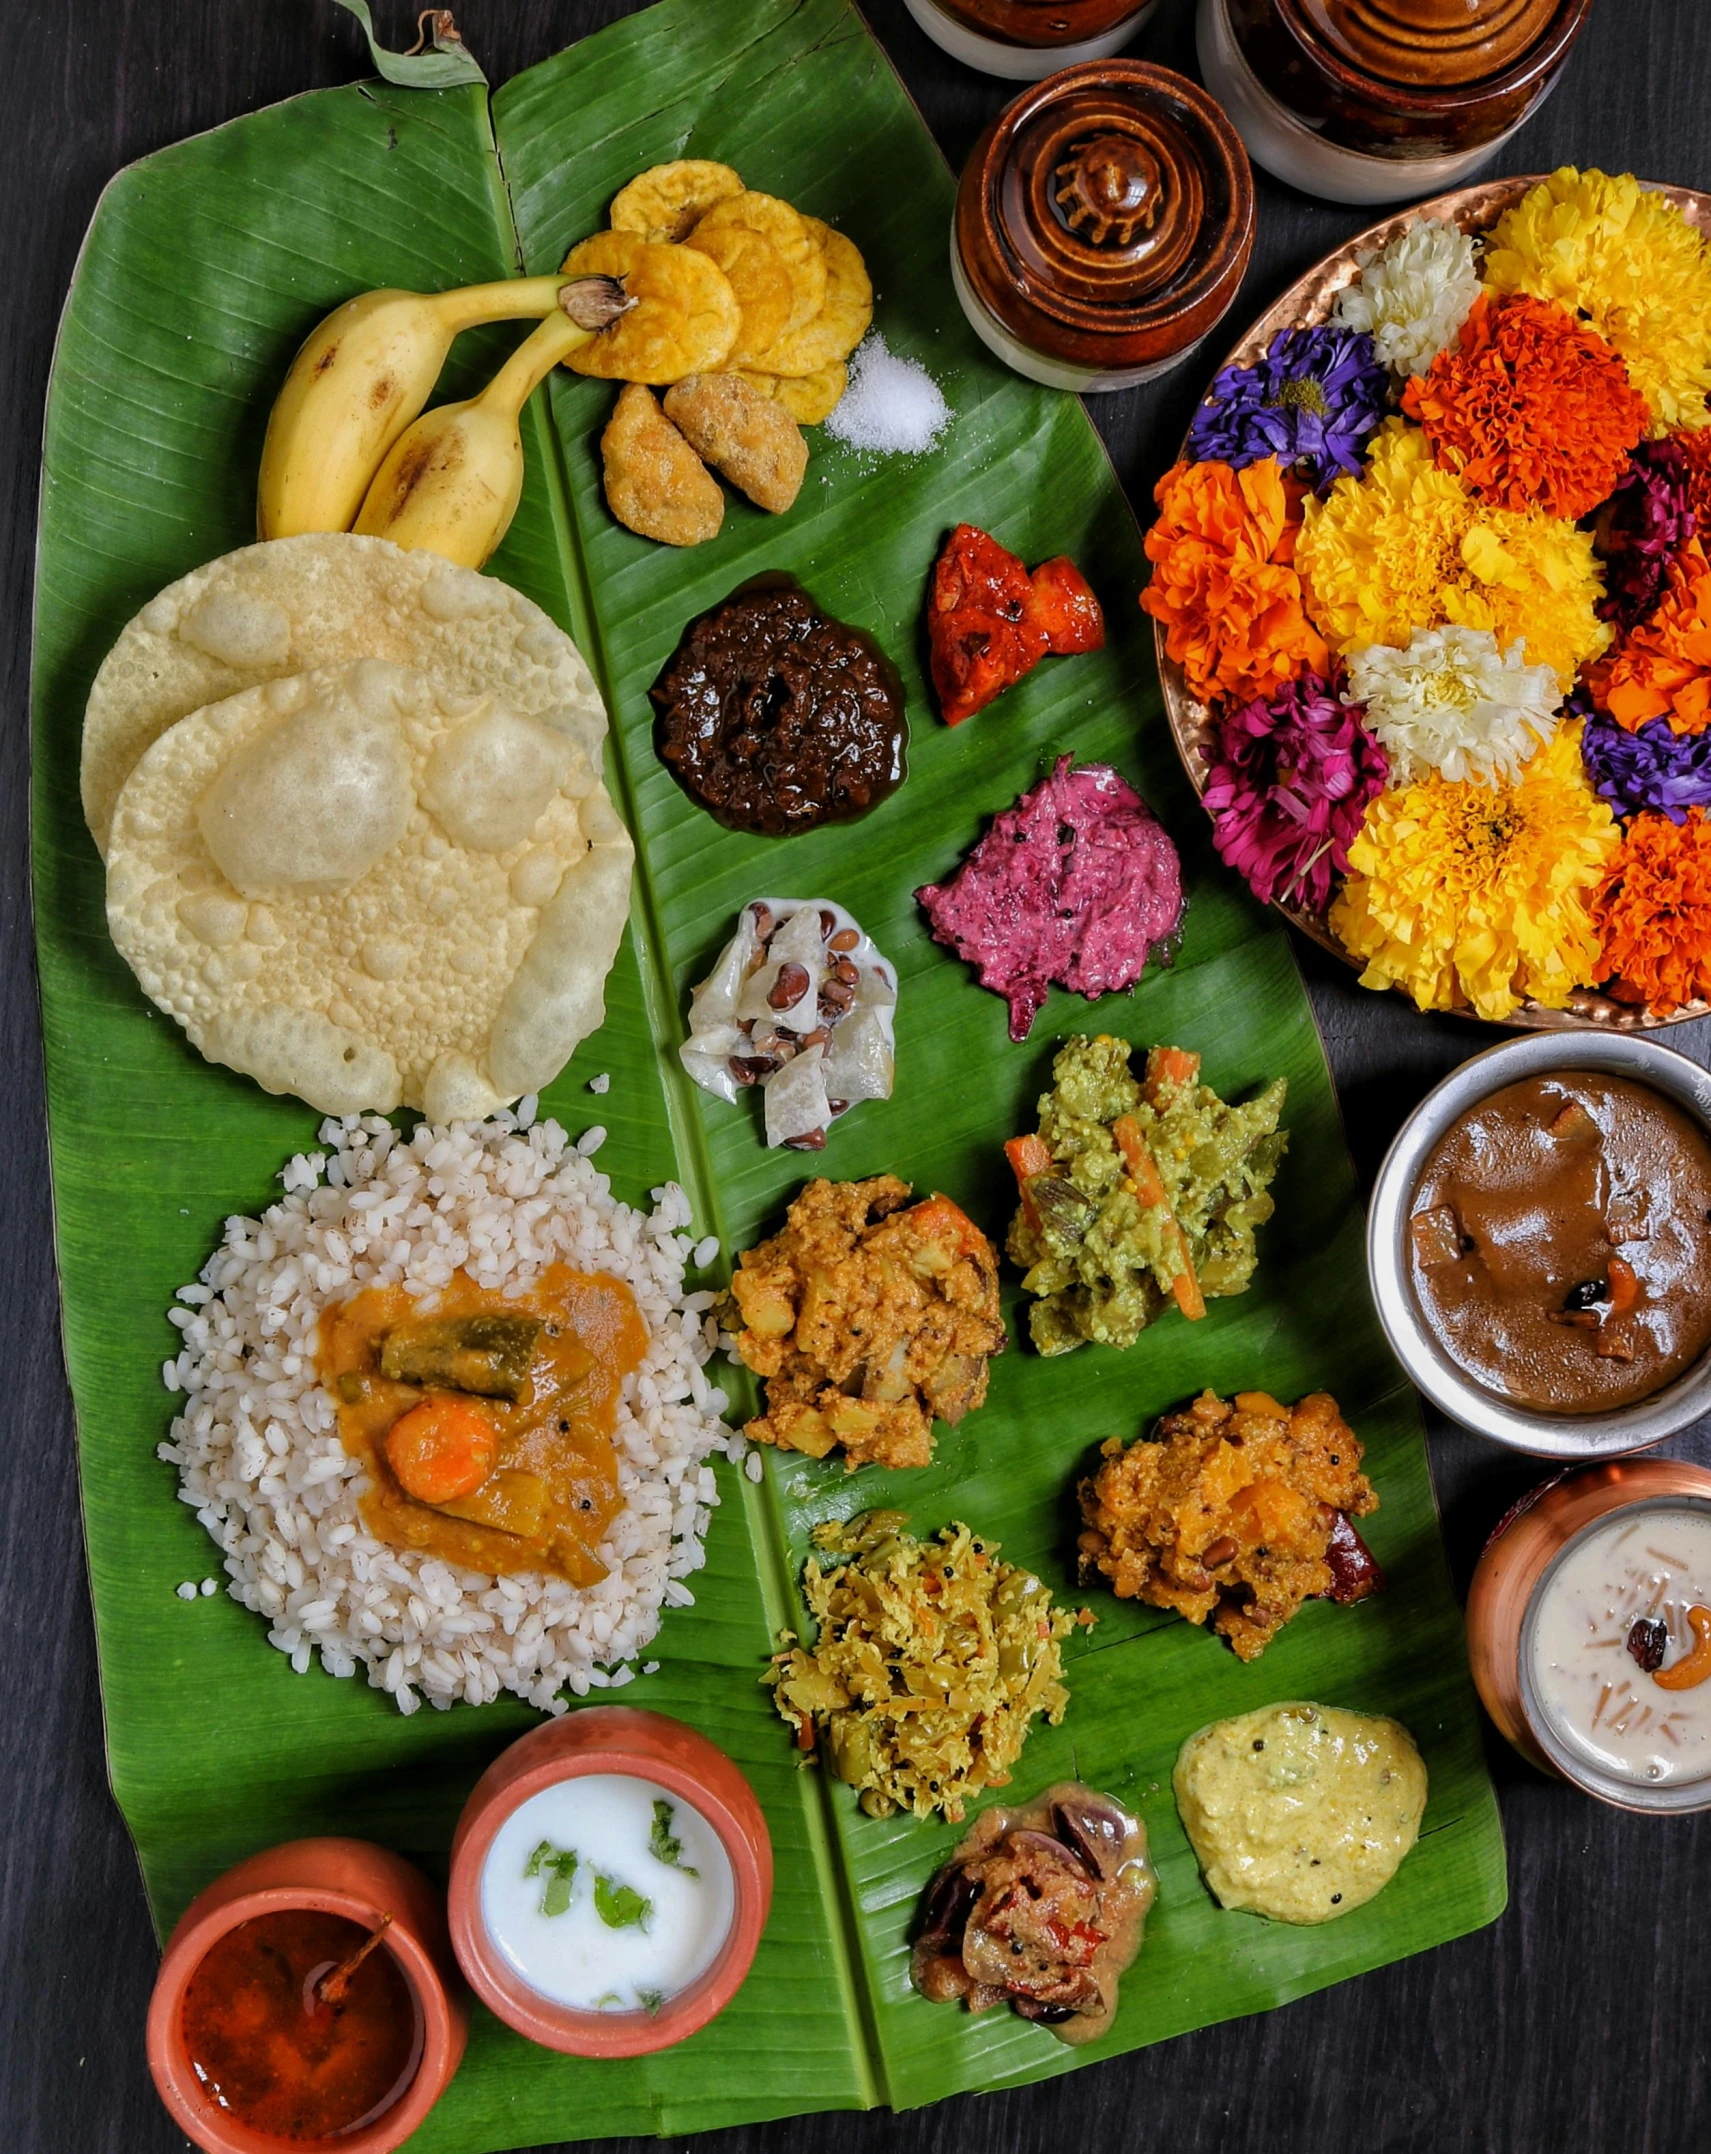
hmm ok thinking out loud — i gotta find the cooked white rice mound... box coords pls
[160,1106,737,1714]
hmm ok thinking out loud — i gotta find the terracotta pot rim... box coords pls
[146,1842,462,2154]
[1263,0,1593,115]
[447,1708,772,2058]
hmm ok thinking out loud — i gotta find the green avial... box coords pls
[1006,1034,1288,1355]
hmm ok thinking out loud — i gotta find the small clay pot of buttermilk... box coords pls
[952,60,1254,393]
[903,0,1161,82]
[1368,1035,1711,1459]
[1197,0,1595,204]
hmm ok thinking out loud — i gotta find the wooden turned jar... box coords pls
[953,61,1255,393]
[1197,0,1596,203]
[903,0,1161,81]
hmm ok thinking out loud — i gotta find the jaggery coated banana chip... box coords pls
[560,231,740,383]
[682,221,795,367]
[734,360,848,425]
[691,192,825,335]
[664,374,807,516]
[601,384,725,547]
[748,220,873,379]
[609,159,744,245]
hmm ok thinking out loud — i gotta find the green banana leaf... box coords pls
[31,0,1505,2143]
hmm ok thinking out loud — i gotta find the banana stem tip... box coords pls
[558,276,637,332]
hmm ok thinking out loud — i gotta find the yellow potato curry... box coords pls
[318,1265,645,1583]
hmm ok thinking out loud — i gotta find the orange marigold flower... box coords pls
[1140,457,1329,707]
[1585,536,1711,734]
[1592,806,1711,1012]
[1401,292,1647,519]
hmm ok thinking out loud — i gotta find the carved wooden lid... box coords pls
[955,62,1254,371]
[1297,0,1560,88]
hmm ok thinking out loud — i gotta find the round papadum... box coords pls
[610,159,745,244]
[82,535,607,861]
[105,659,633,1120]
[558,232,740,382]
[746,221,872,379]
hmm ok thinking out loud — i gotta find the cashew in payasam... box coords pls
[1654,1604,1711,1691]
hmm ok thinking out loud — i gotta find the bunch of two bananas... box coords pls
[257,274,633,567]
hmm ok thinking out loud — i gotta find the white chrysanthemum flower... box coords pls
[1331,218,1482,380]
[1346,625,1563,787]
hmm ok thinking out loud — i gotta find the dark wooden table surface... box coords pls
[4,1,1708,2148]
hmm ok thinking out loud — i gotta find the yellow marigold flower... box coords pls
[1329,721,1618,1019]
[1297,420,1610,690]
[1482,167,1711,434]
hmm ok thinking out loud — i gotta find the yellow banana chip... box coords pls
[746,221,872,379]
[734,361,848,425]
[682,222,794,367]
[609,159,744,245]
[559,231,740,383]
[691,192,825,335]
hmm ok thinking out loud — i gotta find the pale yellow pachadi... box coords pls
[105,658,633,1120]
[1173,1702,1428,1926]
[610,159,744,245]
[558,231,739,383]
[81,534,607,861]
[689,192,825,335]
[746,220,872,379]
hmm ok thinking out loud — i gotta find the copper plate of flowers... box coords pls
[1149,171,1711,1030]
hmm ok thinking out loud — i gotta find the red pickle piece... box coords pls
[1324,1510,1386,1603]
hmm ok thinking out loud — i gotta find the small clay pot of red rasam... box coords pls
[146,1837,466,2154]
[447,1706,772,2057]
[952,60,1254,394]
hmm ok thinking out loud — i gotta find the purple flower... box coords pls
[1593,438,1696,630]
[1202,671,1389,915]
[1581,704,1711,823]
[1186,326,1389,494]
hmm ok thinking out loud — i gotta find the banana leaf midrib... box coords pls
[493,82,891,2104]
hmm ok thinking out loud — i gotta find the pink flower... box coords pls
[1203,671,1389,914]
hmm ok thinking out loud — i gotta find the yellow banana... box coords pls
[256,276,574,541]
[353,281,631,569]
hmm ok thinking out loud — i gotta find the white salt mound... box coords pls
[826,333,949,457]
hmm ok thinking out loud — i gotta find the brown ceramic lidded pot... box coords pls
[937,0,1151,40]
[952,61,1254,393]
[903,0,1160,81]
[1198,0,1595,203]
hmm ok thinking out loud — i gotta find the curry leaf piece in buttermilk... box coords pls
[1004,1034,1287,1355]
[593,1874,652,1931]
[525,1840,581,1919]
[649,1798,698,1877]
